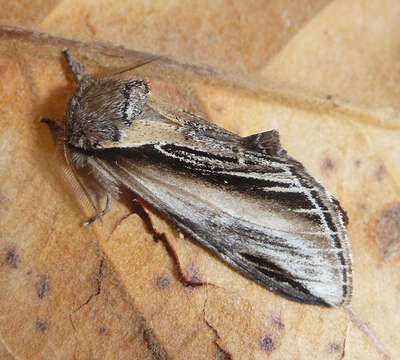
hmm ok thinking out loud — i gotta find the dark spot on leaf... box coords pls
[156,274,170,290]
[36,318,47,333]
[211,104,224,113]
[35,275,49,299]
[260,335,275,352]
[270,312,285,330]
[98,326,106,334]
[328,342,342,353]
[359,203,367,211]
[375,164,386,182]
[373,203,400,260]
[3,248,18,268]
[321,157,335,175]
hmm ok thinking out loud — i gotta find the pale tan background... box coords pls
[0,1,399,359]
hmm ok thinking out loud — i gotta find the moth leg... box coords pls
[83,193,112,226]
[62,49,86,81]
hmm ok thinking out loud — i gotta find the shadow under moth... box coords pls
[43,51,352,307]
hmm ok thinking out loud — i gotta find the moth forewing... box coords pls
[51,52,352,307]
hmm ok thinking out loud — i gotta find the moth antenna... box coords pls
[344,305,391,359]
[103,55,161,79]
[62,49,86,82]
[63,143,101,225]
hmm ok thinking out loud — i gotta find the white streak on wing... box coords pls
[244,238,340,252]
[262,186,307,192]
[294,208,327,214]
[244,241,328,269]
[246,250,339,272]
[101,141,150,149]
[218,171,299,184]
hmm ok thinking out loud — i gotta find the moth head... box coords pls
[65,75,150,150]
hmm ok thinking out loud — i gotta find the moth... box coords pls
[43,51,352,306]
